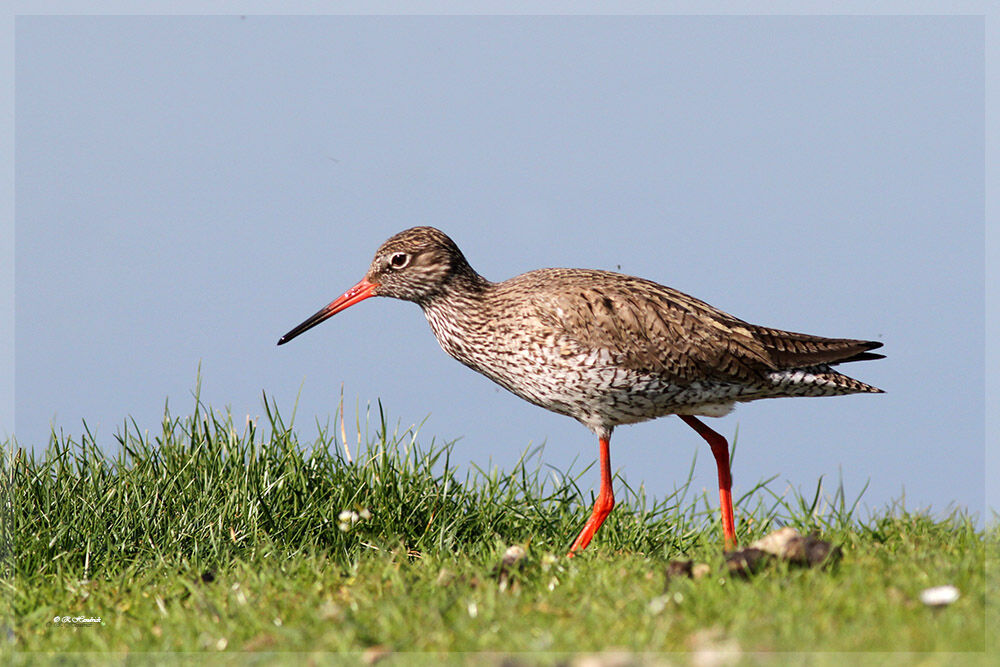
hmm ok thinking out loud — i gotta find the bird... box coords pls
[278,226,883,555]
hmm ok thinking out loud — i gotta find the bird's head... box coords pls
[363,226,471,303]
[277,226,475,345]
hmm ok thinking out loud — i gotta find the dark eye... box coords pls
[389,252,410,269]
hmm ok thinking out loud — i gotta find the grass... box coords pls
[3,392,994,661]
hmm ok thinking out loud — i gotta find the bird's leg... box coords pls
[679,415,737,550]
[567,436,614,556]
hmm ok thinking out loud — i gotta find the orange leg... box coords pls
[679,415,737,550]
[567,436,614,556]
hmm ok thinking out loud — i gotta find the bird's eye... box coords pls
[388,252,410,270]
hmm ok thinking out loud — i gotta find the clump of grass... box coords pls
[9,391,888,582]
[3,393,990,654]
[9,393,537,578]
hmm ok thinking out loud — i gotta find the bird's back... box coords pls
[500,269,879,377]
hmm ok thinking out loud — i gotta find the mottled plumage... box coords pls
[278,226,884,554]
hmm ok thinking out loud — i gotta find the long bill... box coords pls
[277,277,377,345]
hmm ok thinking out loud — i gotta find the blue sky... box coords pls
[6,7,995,526]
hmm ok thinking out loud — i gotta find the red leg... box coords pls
[679,415,737,550]
[567,436,614,556]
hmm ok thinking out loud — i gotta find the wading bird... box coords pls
[278,227,883,554]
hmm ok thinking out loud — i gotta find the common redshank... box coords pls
[278,227,883,554]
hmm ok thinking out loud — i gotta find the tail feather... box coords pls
[750,326,884,369]
[838,349,886,364]
[757,364,885,397]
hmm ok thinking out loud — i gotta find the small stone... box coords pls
[692,563,712,579]
[751,526,805,559]
[745,527,841,568]
[920,585,960,607]
[724,548,771,577]
[666,559,694,579]
[802,536,842,567]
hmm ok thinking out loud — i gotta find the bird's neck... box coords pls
[420,266,492,313]
[419,268,494,360]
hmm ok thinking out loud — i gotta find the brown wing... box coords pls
[528,269,881,386]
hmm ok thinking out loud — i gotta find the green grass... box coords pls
[3,393,994,661]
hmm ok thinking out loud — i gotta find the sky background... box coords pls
[6,7,994,527]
